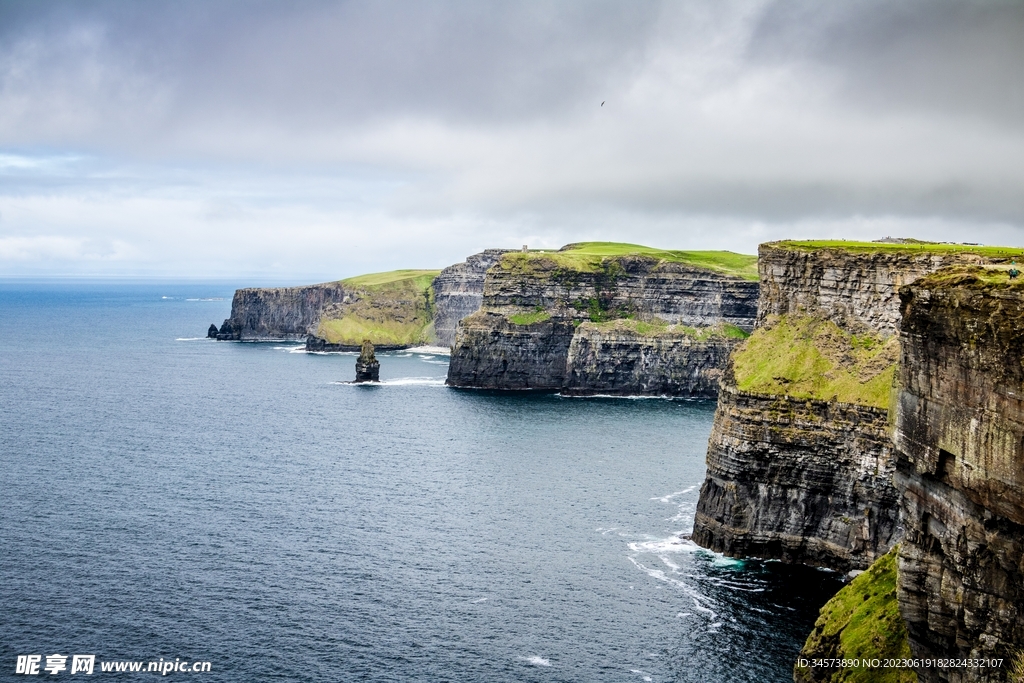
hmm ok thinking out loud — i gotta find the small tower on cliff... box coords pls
[355,339,380,383]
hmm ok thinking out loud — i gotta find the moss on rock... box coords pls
[732,314,898,409]
[794,546,916,683]
[315,269,440,346]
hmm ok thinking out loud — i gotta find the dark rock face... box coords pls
[561,323,739,397]
[207,324,219,338]
[481,256,759,330]
[431,249,510,347]
[446,254,759,393]
[893,273,1024,682]
[692,383,900,572]
[354,340,380,383]
[690,244,1006,571]
[216,282,348,340]
[446,312,576,390]
[756,244,995,335]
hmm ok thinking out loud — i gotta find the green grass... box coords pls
[316,268,439,346]
[795,546,916,683]
[770,240,1024,259]
[342,269,441,289]
[911,265,1024,291]
[732,315,898,408]
[508,310,552,325]
[497,242,759,280]
[580,318,751,340]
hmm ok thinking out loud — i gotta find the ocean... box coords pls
[0,283,841,682]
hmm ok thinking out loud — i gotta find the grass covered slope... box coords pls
[496,242,759,280]
[732,315,898,408]
[577,317,750,340]
[315,269,440,346]
[794,547,916,683]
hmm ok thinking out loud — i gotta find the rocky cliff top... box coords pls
[494,242,759,281]
[756,241,1024,337]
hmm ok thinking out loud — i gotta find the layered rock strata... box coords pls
[693,382,900,572]
[893,268,1024,683]
[562,322,737,397]
[431,249,510,347]
[756,243,999,335]
[694,243,1022,571]
[215,282,348,340]
[445,245,759,395]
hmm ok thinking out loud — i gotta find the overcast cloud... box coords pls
[1,0,1022,279]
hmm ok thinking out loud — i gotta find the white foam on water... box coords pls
[417,355,435,359]
[628,535,701,555]
[471,597,487,603]
[422,360,448,365]
[175,337,210,341]
[630,671,653,682]
[382,377,446,386]
[627,557,718,620]
[651,486,695,503]
[406,345,450,355]
[520,656,551,667]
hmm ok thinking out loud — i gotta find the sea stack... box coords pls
[354,339,379,383]
[207,323,219,338]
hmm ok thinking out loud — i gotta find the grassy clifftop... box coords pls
[496,242,759,281]
[315,269,440,346]
[794,547,916,683]
[732,315,898,409]
[769,240,1024,259]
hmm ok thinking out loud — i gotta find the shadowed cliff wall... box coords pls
[894,268,1024,683]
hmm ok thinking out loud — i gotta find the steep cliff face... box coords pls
[893,268,1024,683]
[431,249,510,347]
[562,320,742,397]
[216,282,348,340]
[693,382,900,572]
[446,243,759,394]
[445,311,577,390]
[756,242,1021,335]
[694,242,1024,571]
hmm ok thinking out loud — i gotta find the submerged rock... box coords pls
[354,340,380,383]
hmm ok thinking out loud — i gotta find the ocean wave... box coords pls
[175,337,211,342]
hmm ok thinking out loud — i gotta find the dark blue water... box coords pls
[0,283,841,682]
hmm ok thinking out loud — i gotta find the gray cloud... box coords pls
[0,0,1022,277]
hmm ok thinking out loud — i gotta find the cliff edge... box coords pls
[693,241,1024,571]
[445,242,759,396]
[894,266,1024,682]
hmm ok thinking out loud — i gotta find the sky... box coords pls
[1,0,1023,281]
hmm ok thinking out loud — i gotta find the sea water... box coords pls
[0,283,841,682]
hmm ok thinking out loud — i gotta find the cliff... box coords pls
[562,319,744,397]
[215,282,348,340]
[694,241,1024,571]
[215,251,502,346]
[893,267,1024,682]
[431,249,510,347]
[445,242,760,395]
